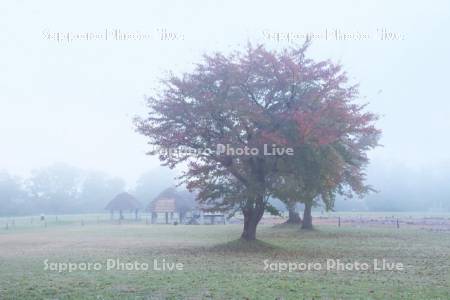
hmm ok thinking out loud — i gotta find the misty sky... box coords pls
[1,0,449,187]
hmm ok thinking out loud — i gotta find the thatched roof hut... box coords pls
[148,187,196,224]
[148,187,196,213]
[146,187,225,224]
[105,192,143,219]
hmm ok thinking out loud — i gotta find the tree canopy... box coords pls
[135,42,380,240]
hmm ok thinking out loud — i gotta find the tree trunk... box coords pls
[286,203,302,224]
[301,202,313,230]
[241,216,258,240]
[241,196,265,241]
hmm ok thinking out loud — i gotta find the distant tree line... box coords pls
[0,164,124,216]
[0,164,177,216]
[1,161,448,217]
[335,162,450,212]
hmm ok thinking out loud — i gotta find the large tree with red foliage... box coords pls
[135,42,380,240]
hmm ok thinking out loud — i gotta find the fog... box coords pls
[1,0,449,214]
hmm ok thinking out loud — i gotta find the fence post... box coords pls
[396,218,399,229]
[338,216,341,227]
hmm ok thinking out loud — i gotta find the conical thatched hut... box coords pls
[105,192,143,220]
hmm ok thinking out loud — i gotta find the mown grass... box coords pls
[0,220,449,299]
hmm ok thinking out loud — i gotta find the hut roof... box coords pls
[105,192,143,211]
[148,187,196,213]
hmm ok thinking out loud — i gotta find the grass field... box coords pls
[0,215,449,299]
